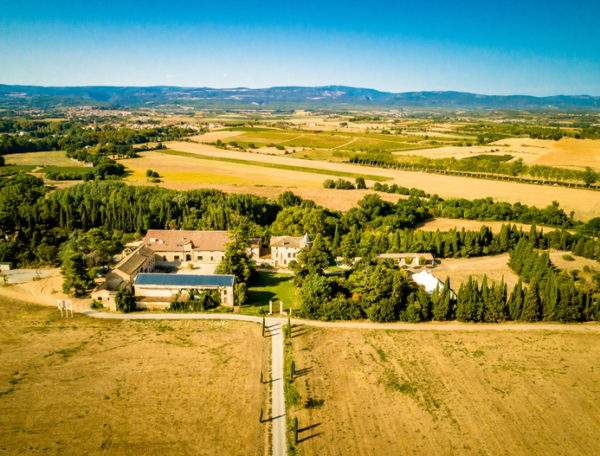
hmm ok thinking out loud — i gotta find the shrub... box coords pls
[115,287,136,313]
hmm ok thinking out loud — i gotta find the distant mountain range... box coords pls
[1,84,600,111]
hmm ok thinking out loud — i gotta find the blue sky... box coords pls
[1,0,599,95]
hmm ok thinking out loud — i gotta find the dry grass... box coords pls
[418,217,533,234]
[0,270,92,312]
[121,141,600,220]
[433,253,519,290]
[548,250,600,272]
[394,137,600,171]
[287,327,600,456]
[0,299,268,455]
[122,151,330,188]
[534,138,600,171]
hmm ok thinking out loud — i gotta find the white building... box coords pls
[133,273,235,309]
[411,270,455,298]
[270,233,311,267]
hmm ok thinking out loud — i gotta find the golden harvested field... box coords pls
[288,327,600,456]
[4,150,84,167]
[418,217,533,234]
[533,138,600,171]
[548,250,600,272]
[394,144,505,160]
[188,130,245,142]
[434,253,519,289]
[0,300,268,456]
[121,150,401,211]
[123,151,329,188]
[393,137,600,170]
[160,142,600,220]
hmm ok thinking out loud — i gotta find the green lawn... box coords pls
[243,271,297,315]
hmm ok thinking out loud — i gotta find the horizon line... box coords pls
[0,83,598,99]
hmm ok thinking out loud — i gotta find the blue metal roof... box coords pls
[134,273,235,287]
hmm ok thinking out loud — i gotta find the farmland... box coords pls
[4,150,84,168]
[434,253,520,289]
[286,327,600,456]
[129,139,600,220]
[0,299,269,455]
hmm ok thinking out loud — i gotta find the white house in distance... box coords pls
[411,270,456,298]
[270,233,311,267]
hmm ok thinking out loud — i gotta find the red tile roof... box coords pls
[144,230,230,252]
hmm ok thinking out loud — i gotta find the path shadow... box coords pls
[293,366,313,378]
[260,413,286,423]
[298,422,321,433]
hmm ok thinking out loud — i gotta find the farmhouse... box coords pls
[92,230,261,309]
[270,233,311,267]
[143,229,261,272]
[133,273,235,309]
[91,245,156,307]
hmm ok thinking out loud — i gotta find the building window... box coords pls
[174,255,180,261]
[197,255,203,261]
[186,254,191,261]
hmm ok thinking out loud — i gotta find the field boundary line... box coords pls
[158,149,390,181]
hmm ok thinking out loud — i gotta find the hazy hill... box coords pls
[1,84,599,110]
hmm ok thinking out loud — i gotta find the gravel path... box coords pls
[266,320,287,456]
[83,310,600,332]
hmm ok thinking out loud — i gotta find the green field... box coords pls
[244,271,297,315]
[0,164,36,176]
[158,149,390,181]
[210,127,469,163]
[4,150,84,167]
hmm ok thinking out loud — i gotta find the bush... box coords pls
[168,289,221,312]
[322,178,355,190]
[115,287,136,313]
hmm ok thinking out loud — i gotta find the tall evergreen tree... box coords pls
[521,279,542,321]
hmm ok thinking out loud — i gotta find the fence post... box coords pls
[293,417,299,444]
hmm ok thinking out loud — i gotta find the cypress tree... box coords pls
[521,280,542,322]
[508,279,525,321]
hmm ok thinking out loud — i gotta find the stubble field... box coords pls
[0,300,269,456]
[287,327,600,456]
[127,142,600,220]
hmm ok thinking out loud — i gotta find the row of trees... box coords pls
[349,151,598,186]
[322,177,367,190]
